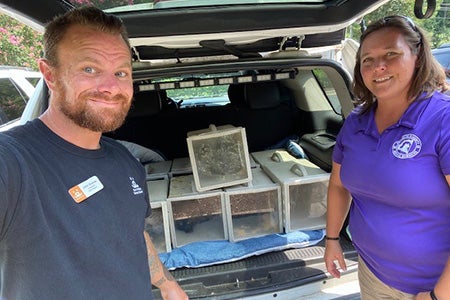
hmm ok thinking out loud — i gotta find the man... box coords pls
[0,6,188,300]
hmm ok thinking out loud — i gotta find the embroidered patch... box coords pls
[129,177,143,195]
[392,134,422,159]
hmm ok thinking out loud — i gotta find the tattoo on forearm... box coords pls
[163,266,175,282]
[145,231,176,288]
[153,276,166,287]
[149,255,161,275]
[151,265,175,287]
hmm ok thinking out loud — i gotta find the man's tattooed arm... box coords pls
[144,231,176,288]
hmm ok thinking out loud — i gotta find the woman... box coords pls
[324,16,449,300]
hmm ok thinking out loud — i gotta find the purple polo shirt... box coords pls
[333,91,450,294]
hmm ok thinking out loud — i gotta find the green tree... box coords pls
[0,13,42,69]
[69,0,134,9]
[347,0,450,48]
[421,0,450,47]
[67,0,149,10]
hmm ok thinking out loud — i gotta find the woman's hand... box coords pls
[324,239,347,278]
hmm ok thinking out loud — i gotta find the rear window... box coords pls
[0,78,27,125]
[167,85,230,108]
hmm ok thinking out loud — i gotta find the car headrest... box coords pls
[244,81,282,110]
[227,83,246,107]
[128,90,163,118]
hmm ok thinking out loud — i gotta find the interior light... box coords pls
[159,82,176,89]
[237,76,253,83]
[137,70,297,91]
[275,72,292,80]
[256,74,271,81]
[199,79,215,86]
[139,84,156,91]
[179,81,195,88]
[218,77,234,84]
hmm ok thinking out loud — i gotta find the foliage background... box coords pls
[0,14,42,69]
[348,0,450,48]
[0,0,449,71]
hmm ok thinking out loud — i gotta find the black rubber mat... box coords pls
[153,238,358,299]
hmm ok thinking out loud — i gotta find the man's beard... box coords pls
[55,81,132,133]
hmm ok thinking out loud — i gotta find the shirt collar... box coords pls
[397,92,432,128]
[354,92,433,135]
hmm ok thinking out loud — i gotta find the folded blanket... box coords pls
[160,229,325,270]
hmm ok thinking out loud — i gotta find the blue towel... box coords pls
[159,229,325,270]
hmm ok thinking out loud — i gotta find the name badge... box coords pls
[68,176,104,203]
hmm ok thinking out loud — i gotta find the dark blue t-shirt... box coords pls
[0,119,153,299]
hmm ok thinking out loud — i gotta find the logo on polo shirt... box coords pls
[129,177,144,195]
[392,134,422,159]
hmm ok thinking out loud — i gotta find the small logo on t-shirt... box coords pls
[129,177,143,195]
[392,134,422,159]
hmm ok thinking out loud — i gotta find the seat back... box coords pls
[127,90,163,118]
[227,81,297,151]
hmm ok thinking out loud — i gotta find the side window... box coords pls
[312,69,342,115]
[26,76,41,87]
[0,78,27,125]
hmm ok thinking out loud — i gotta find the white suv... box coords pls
[0,1,422,299]
[0,66,42,131]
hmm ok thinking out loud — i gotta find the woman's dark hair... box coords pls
[43,6,130,66]
[353,15,448,114]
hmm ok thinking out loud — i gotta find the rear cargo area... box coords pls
[153,238,357,299]
[104,58,355,299]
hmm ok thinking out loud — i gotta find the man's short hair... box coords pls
[43,6,130,66]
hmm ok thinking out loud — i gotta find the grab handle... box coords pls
[290,163,308,177]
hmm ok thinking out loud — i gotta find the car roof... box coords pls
[0,0,389,60]
[432,47,450,68]
[0,66,42,77]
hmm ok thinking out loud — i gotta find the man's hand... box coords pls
[159,280,189,300]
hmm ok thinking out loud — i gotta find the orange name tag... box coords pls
[68,176,104,203]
